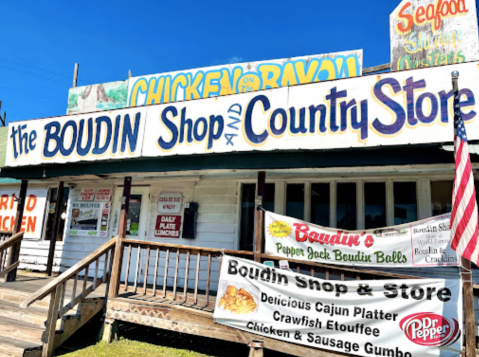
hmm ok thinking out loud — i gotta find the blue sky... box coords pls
[0,1,420,123]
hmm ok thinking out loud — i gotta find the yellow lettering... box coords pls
[146,77,166,105]
[185,72,204,100]
[346,57,359,77]
[294,60,319,84]
[317,59,336,81]
[163,76,171,103]
[129,79,148,107]
[203,71,221,97]
[219,68,242,96]
[258,64,281,89]
[171,74,187,102]
[280,62,298,86]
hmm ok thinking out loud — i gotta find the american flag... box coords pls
[450,74,479,265]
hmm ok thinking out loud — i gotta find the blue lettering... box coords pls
[92,116,112,156]
[76,119,93,157]
[43,121,62,158]
[244,95,269,145]
[270,108,288,136]
[372,78,406,135]
[121,113,141,154]
[158,106,178,151]
[416,93,438,124]
[208,115,224,150]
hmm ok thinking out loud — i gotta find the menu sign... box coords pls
[154,215,182,238]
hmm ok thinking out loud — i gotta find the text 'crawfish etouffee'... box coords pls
[218,286,257,314]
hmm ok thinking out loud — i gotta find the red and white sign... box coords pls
[400,313,461,347]
[79,188,95,201]
[155,215,181,238]
[157,192,182,213]
[0,189,47,239]
[95,188,112,201]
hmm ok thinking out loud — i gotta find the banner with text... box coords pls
[128,50,362,107]
[0,189,47,239]
[7,61,479,167]
[214,255,462,357]
[264,211,458,267]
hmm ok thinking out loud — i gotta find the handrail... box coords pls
[0,232,24,251]
[122,239,254,256]
[20,238,116,308]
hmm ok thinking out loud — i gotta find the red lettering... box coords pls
[397,2,414,33]
[0,195,8,210]
[1,216,8,231]
[26,216,36,233]
[293,223,308,242]
[25,195,37,212]
[308,231,319,243]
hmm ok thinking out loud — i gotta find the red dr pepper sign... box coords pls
[155,215,182,238]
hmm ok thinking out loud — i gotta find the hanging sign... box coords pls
[128,50,362,107]
[68,202,110,237]
[157,192,183,213]
[264,211,459,268]
[390,0,479,71]
[0,189,47,239]
[154,215,182,238]
[7,61,479,167]
[95,188,112,201]
[79,188,96,201]
[214,255,462,357]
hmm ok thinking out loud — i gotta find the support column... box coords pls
[462,258,476,357]
[108,176,131,298]
[254,172,265,262]
[46,181,64,276]
[103,176,131,344]
[248,339,264,357]
[7,179,28,282]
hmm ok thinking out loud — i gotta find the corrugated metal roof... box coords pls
[0,126,8,168]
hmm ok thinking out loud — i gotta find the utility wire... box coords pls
[0,57,91,84]
[0,63,71,85]
[0,82,65,103]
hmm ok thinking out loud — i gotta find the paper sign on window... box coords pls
[157,192,182,213]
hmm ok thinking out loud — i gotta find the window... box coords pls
[364,182,386,229]
[44,187,70,241]
[431,181,453,215]
[310,183,330,226]
[286,184,305,220]
[393,182,417,224]
[240,183,275,251]
[127,195,142,236]
[337,183,356,230]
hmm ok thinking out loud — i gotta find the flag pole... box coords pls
[452,70,476,357]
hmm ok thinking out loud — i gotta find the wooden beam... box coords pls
[254,172,265,262]
[72,63,79,88]
[109,176,132,299]
[462,257,475,357]
[7,179,27,282]
[362,63,390,74]
[46,181,64,276]
[42,284,62,357]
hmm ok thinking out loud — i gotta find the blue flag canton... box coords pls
[455,112,468,141]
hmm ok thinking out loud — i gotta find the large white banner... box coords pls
[214,255,463,357]
[0,189,47,239]
[265,211,459,268]
[6,61,479,167]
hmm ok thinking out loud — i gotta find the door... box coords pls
[112,186,150,284]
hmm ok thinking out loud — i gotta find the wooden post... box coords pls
[248,340,264,357]
[108,176,131,298]
[462,258,476,357]
[72,63,79,88]
[42,284,62,357]
[6,179,27,282]
[254,172,265,262]
[46,182,64,276]
[128,70,132,78]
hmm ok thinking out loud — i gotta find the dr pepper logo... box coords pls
[400,313,461,346]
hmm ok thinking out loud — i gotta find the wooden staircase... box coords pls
[0,274,105,357]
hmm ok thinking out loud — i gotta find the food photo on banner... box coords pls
[213,255,463,357]
[264,210,459,268]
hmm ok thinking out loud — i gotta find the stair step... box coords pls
[0,301,47,328]
[0,316,44,345]
[0,287,50,309]
[0,336,41,357]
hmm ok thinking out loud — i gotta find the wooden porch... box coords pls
[0,175,476,357]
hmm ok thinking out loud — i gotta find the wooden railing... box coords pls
[20,238,116,357]
[0,231,23,281]
[120,239,254,307]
